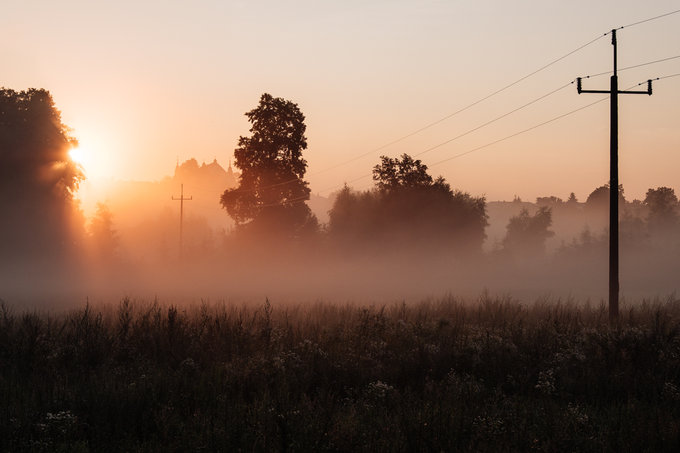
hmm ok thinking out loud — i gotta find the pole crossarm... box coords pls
[577,78,653,95]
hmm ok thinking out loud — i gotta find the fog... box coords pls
[1,89,678,310]
[2,166,678,310]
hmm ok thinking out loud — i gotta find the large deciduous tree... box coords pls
[0,88,85,259]
[220,93,317,237]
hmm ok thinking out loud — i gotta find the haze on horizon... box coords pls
[2,0,679,203]
[2,2,680,309]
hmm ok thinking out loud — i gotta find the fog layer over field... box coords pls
[1,89,678,308]
[2,180,679,308]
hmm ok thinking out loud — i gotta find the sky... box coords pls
[2,0,679,202]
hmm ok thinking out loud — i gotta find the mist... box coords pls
[3,165,678,309]
[1,89,678,310]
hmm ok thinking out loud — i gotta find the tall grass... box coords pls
[1,295,680,451]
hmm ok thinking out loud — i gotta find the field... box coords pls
[2,295,680,452]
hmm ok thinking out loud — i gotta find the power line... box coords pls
[413,81,575,158]
[228,32,608,196]
[428,97,608,168]
[612,8,680,31]
[342,74,680,193]
[644,72,680,83]
[582,54,680,79]
[283,73,678,201]
[316,95,609,197]
[425,78,662,170]
[311,34,607,176]
[229,10,680,200]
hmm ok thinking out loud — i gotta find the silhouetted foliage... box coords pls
[536,196,563,207]
[585,183,625,211]
[4,298,680,451]
[220,93,317,238]
[328,154,487,256]
[503,207,554,257]
[372,154,434,191]
[644,187,679,237]
[0,88,84,259]
[89,203,119,259]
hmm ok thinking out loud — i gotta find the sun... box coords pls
[69,144,98,177]
[68,135,114,181]
[69,146,87,166]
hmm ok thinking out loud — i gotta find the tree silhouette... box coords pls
[644,187,679,237]
[329,154,487,255]
[0,88,84,259]
[373,154,434,191]
[503,207,555,257]
[89,203,119,259]
[220,93,317,237]
[585,183,625,211]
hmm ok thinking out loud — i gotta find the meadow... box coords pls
[1,295,680,452]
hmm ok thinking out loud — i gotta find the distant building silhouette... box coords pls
[173,158,238,190]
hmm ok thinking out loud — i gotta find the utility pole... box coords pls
[577,29,653,323]
[172,184,192,260]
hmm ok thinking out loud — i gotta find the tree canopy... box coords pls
[585,183,625,211]
[373,154,436,191]
[0,88,84,258]
[329,154,487,256]
[503,207,554,257]
[644,186,679,236]
[220,93,317,238]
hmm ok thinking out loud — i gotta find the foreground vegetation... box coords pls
[1,296,680,452]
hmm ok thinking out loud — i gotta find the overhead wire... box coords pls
[582,54,680,79]
[413,81,575,158]
[322,71,680,196]
[267,70,680,204]
[310,33,607,175]
[228,31,609,195]
[428,77,675,169]
[610,8,680,31]
[237,9,680,206]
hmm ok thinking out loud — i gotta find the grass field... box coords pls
[1,295,680,452]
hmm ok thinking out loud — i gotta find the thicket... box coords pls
[2,296,680,452]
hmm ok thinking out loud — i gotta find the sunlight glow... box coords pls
[69,146,87,167]
[68,132,115,181]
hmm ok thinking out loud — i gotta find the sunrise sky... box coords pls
[2,0,679,202]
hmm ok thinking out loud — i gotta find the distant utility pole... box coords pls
[172,184,192,259]
[577,29,653,323]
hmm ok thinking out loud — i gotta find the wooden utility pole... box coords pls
[577,29,653,323]
[172,184,192,259]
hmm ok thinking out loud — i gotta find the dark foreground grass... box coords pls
[1,295,680,452]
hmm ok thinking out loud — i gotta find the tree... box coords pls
[644,186,679,236]
[536,196,563,207]
[220,93,317,237]
[0,88,84,259]
[372,154,434,191]
[89,203,119,259]
[585,183,625,211]
[503,207,554,257]
[329,154,488,255]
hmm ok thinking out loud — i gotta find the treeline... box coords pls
[1,88,679,281]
